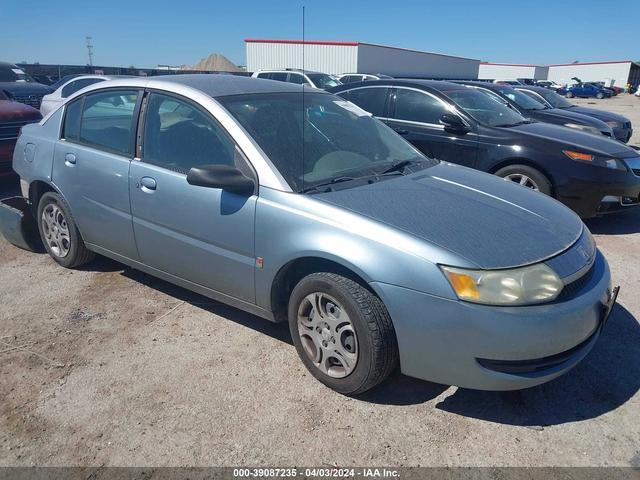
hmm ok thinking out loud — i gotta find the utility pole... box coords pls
[85,36,94,67]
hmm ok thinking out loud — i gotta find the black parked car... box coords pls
[0,62,52,109]
[515,85,633,143]
[455,81,614,139]
[329,79,640,218]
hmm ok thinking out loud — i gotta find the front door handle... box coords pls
[139,176,157,193]
[394,128,409,135]
[64,153,76,166]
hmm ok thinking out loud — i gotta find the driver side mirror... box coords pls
[440,113,470,133]
[187,164,255,196]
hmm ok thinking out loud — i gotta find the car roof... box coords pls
[515,85,550,93]
[0,62,19,68]
[78,74,310,98]
[331,78,466,93]
[256,69,324,75]
[454,80,512,91]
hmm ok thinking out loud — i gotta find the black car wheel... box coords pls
[566,91,574,98]
[596,92,604,99]
[288,272,398,395]
[37,192,95,268]
[495,165,552,196]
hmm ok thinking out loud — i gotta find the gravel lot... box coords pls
[0,94,639,467]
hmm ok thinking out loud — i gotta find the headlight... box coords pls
[563,123,604,136]
[563,150,627,171]
[441,264,563,306]
[606,121,622,129]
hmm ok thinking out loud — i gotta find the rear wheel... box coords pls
[288,272,398,395]
[495,164,552,196]
[37,192,94,268]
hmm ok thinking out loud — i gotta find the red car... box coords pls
[0,90,42,176]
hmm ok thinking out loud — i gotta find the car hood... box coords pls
[0,100,42,121]
[562,105,630,124]
[510,121,638,158]
[316,162,583,269]
[0,82,53,95]
[528,108,609,129]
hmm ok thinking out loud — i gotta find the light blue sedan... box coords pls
[6,75,617,394]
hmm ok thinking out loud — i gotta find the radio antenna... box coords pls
[301,5,306,192]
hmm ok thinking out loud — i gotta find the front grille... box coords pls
[11,94,43,109]
[0,121,30,141]
[555,264,595,303]
[624,121,632,129]
[632,168,640,177]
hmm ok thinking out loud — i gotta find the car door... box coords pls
[386,87,477,167]
[51,88,141,260]
[129,91,257,302]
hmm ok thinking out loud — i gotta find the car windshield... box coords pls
[219,92,434,192]
[444,88,528,127]
[0,65,35,83]
[537,89,573,108]
[495,86,547,110]
[306,74,341,90]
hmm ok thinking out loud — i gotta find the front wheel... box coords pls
[37,192,95,268]
[565,91,574,98]
[288,272,398,395]
[596,92,604,99]
[495,164,552,196]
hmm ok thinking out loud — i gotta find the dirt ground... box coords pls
[0,94,639,467]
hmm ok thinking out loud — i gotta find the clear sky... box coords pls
[2,0,637,68]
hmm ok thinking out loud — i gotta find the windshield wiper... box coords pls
[380,159,422,175]
[495,119,533,127]
[299,176,357,194]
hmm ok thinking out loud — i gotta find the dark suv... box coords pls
[330,79,640,218]
[0,62,52,109]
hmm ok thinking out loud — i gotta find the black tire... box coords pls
[494,164,552,196]
[596,92,604,99]
[566,91,574,98]
[288,272,398,395]
[37,192,94,268]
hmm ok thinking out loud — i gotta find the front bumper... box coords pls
[555,166,640,218]
[371,250,613,391]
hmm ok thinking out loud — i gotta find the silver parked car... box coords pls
[8,75,617,394]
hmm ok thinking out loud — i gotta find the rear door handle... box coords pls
[394,128,409,135]
[64,153,76,166]
[139,176,157,193]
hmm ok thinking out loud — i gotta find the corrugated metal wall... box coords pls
[357,44,479,78]
[478,64,538,80]
[547,63,632,87]
[246,43,358,74]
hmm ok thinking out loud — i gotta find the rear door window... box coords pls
[287,73,306,84]
[62,99,82,140]
[338,87,389,117]
[270,72,288,82]
[78,90,139,155]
